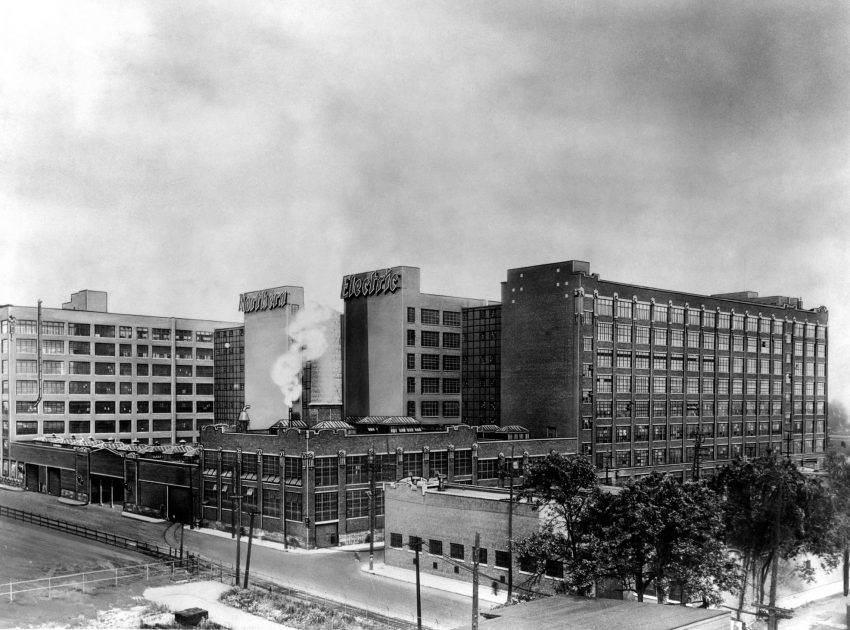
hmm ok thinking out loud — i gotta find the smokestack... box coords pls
[261,303,339,430]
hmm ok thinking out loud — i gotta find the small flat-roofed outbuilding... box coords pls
[456,595,729,630]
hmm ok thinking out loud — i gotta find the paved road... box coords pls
[0,489,481,629]
[179,528,476,629]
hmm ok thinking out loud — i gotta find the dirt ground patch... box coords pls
[0,579,176,629]
[0,517,175,628]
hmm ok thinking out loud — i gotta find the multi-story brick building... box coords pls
[199,423,576,548]
[502,260,829,478]
[0,290,240,478]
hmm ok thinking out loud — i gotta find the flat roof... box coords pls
[460,594,729,630]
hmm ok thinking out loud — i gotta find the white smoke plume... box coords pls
[270,302,334,409]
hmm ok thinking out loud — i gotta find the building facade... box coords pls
[199,424,576,548]
[384,481,549,595]
[0,290,239,478]
[10,436,199,522]
[214,326,245,427]
[462,304,502,426]
[241,286,306,430]
[501,260,829,478]
[343,266,493,426]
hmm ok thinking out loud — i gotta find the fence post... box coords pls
[48,577,51,599]
[9,581,12,602]
[146,565,149,581]
[115,568,118,587]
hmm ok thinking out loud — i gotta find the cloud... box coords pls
[2,0,849,401]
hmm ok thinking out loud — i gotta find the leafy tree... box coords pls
[713,456,837,622]
[829,400,850,433]
[825,450,850,596]
[512,454,601,595]
[590,473,739,604]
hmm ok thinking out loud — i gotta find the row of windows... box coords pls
[12,417,211,435]
[4,339,214,360]
[405,330,461,348]
[593,324,825,356]
[4,380,212,396]
[406,400,461,418]
[462,377,499,389]
[14,400,215,414]
[592,352,827,377]
[202,488,384,523]
[592,440,826,468]
[3,360,214,378]
[593,298,825,338]
[407,308,461,327]
[211,450,475,486]
[388,534,525,572]
[592,419,827,442]
[406,354,461,371]
[589,376,825,396]
[591,398,826,418]
[406,377,461,394]
[1,321,214,342]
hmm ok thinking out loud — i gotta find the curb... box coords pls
[121,511,167,523]
[361,565,508,605]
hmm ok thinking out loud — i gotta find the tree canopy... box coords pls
[712,455,837,616]
[590,473,738,604]
[825,450,850,596]
[513,454,600,595]
[513,455,737,604]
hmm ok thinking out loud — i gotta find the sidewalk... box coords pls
[144,581,297,630]
[363,563,509,605]
[191,525,384,555]
[777,578,845,609]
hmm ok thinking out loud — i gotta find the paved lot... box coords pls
[0,487,172,544]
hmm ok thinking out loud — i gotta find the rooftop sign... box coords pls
[341,268,402,300]
[239,289,289,313]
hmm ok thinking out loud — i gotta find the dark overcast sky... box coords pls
[2,1,849,400]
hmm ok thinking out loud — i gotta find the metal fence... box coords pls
[0,504,423,630]
[0,504,177,560]
[1,558,219,603]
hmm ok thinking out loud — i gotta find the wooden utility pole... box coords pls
[767,472,784,630]
[472,532,480,630]
[692,430,707,481]
[411,538,422,630]
[507,446,515,603]
[243,508,257,589]
[368,449,379,571]
[228,485,246,586]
